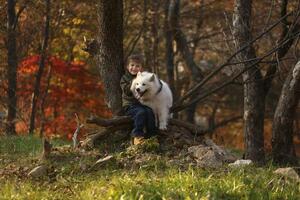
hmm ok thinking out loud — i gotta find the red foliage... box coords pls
[17,55,111,139]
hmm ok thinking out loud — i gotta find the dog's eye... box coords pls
[136,83,139,85]
[142,83,146,86]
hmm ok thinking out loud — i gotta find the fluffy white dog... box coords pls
[130,71,173,130]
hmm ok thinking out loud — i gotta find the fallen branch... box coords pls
[86,115,132,127]
[82,115,241,149]
[87,115,205,135]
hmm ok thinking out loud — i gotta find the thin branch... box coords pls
[172,32,300,112]
[72,113,84,149]
[13,0,30,30]
[174,11,293,106]
[124,26,144,61]
[264,0,300,93]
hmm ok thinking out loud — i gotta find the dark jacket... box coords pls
[120,71,139,109]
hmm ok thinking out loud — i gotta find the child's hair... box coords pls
[127,54,144,66]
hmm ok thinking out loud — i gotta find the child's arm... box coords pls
[120,77,133,96]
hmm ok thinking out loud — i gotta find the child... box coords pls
[120,54,157,145]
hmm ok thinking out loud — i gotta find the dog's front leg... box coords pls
[158,108,169,130]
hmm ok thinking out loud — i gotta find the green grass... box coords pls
[0,135,299,200]
[0,135,42,155]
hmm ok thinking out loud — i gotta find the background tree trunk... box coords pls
[151,0,159,75]
[142,0,152,71]
[165,0,175,100]
[233,0,265,162]
[97,0,124,115]
[6,0,18,135]
[29,0,51,134]
[272,61,300,164]
[168,0,204,123]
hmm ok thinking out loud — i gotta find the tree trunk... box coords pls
[151,0,159,74]
[164,0,175,98]
[6,0,18,135]
[168,0,204,122]
[272,61,300,164]
[97,0,123,115]
[233,0,265,162]
[29,0,51,134]
[169,0,204,81]
[39,65,52,137]
[142,0,152,71]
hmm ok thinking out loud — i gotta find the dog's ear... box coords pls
[149,74,155,82]
[137,71,141,76]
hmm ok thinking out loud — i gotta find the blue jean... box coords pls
[125,103,157,138]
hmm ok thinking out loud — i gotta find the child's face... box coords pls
[127,60,143,75]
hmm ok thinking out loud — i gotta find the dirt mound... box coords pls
[80,121,238,169]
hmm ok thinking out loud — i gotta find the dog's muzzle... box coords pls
[136,88,147,98]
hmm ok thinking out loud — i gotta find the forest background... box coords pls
[0,0,299,161]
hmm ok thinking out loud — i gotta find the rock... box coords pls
[188,145,223,168]
[28,165,48,178]
[196,150,222,168]
[274,167,300,181]
[228,159,253,167]
[188,145,209,158]
[203,139,237,162]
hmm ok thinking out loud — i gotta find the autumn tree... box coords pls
[29,0,51,134]
[167,0,204,123]
[272,61,300,164]
[232,0,265,162]
[96,0,124,115]
[6,0,18,135]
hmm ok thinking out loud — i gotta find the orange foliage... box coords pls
[17,55,111,139]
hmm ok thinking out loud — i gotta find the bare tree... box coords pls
[29,0,51,134]
[233,0,265,162]
[96,0,124,115]
[6,0,18,135]
[264,0,300,95]
[164,0,176,99]
[151,0,160,74]
[272,61,300,164]
[168,0,204,123]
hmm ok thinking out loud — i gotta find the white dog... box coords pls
[130,71,173,130]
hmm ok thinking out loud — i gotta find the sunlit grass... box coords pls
[0,135,42,156]
[0,136,299,200]
[0,135,71,156]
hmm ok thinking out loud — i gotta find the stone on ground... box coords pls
[274,167,300,181]
[228,159,253,167]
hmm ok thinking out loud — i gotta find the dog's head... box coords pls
[131,72,157,100]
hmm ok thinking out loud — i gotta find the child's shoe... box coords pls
[133,137,145,145]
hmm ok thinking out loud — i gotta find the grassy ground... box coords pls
[0,135,299,200]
